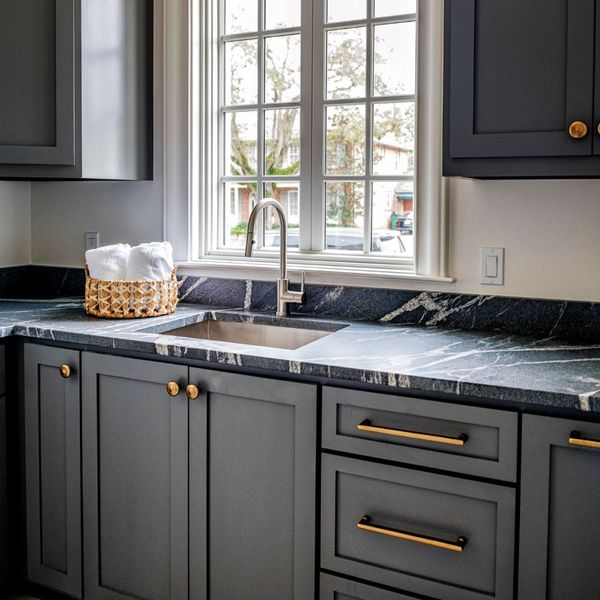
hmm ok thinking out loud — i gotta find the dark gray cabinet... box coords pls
[444,0,600,178]
[189,367,317,600]
[519,414,600,599]
[0,345,7,597]
[81,354,317,600]
[23,344,81,598]
[82,353,188,600]
[0,0,152,180]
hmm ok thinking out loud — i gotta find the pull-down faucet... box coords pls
[245,198,306,317]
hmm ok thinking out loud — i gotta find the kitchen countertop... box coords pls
[1,299,600,414]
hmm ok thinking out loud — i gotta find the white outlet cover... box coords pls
[481,247,505,285]
[85,232,100,251]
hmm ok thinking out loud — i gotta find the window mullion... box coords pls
[256,0,265,247]
[310,0,326,252]
[364,1,374,255]
[297,0,314,252]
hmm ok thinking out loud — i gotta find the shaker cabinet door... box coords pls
[519,415,600,599]
[24,344,81,597]
[189,368,317,600]
[82,353,189,600]
[0,0,75,166]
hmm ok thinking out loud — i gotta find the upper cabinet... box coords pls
[0,0,153,181]
[444,0,600,178]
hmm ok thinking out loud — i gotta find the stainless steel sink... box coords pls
[163,318,345,350]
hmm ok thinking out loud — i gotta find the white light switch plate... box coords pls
[481,247,505,285]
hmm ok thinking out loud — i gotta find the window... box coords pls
[188,0,446,278]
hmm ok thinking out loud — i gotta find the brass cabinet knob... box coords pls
[166,381,180,397]
[568,120,589,139]
[59,364,71,379]
[186,384,200,400]
[597,123,600,136]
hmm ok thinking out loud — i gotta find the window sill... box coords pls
[177,257,455,287]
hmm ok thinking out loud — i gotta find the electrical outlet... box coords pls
[481,247,505,285]
[85,232,100,251]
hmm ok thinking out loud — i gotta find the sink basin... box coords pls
[162,317,345,350]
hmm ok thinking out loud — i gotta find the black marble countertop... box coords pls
[1,300,599,414]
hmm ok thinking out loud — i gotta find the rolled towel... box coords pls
[126,241,174,281]
[86,243,131,280]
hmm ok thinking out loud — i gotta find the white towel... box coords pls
[86,243,131,280]
[126,242,174,281]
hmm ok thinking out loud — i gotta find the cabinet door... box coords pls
[189,368,317,600]
[0,345,7,594]
[0,0,75,166]
[447,0,595,159]
[519,415,600,598]
[82,354,188,600]
[24,344,81,597]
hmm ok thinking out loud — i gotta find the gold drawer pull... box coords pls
[166,381,180,397]
[569,431,600,449]
[59,364,72,379]
[357,419,468,447]
[357,515,467,553]
[569,120,589,139]
[186,384,200,400]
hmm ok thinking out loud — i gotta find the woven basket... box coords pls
[84,266,178,319]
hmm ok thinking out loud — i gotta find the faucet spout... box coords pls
[244,198,306,316]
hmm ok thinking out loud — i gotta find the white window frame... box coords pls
[164,0,452,284]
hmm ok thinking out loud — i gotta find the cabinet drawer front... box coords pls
[320,574,413,599]
[323,387,518,481]
[321,455,515,600]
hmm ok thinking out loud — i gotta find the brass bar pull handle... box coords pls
[357,419,468,447]
[357,515,467,553]
[59,364,72,379]
[569,431,600,449]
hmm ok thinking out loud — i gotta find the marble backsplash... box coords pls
[1,265,598,342]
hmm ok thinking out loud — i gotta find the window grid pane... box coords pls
[322,0,416,257]
[219,0,302,251]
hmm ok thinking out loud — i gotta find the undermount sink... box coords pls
[162,316,346,350]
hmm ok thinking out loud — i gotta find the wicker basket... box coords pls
[84,266,178,319]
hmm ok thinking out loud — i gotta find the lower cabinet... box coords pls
[519,415,600,599]
[320,574,414,599]
[82,354,189,600]
[321,455,515,600]
[0,345,7,595]
[81,353,317,600]
[23,344,82,598]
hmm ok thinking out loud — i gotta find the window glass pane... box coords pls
[263,181,301,249]
[326,104,366,175]
[327,0,366,23]
[372,181,414,255]
[372,102,414,175]
[326,182,365,251]
[223,182,257,248]
[225,0,257,34]
[374,0,416,18]
[265,0,301,30]
[265,35,301,103]
[225,40,258,105]
[225,111,258,176]
[264,108,301,175]
[374,22,416,97]
[326,28,366,100]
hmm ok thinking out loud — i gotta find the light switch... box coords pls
[481,247,504,285]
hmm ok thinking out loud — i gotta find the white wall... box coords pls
[30,1,165,269]
[0,182,31,267]
[447,179,600,302]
